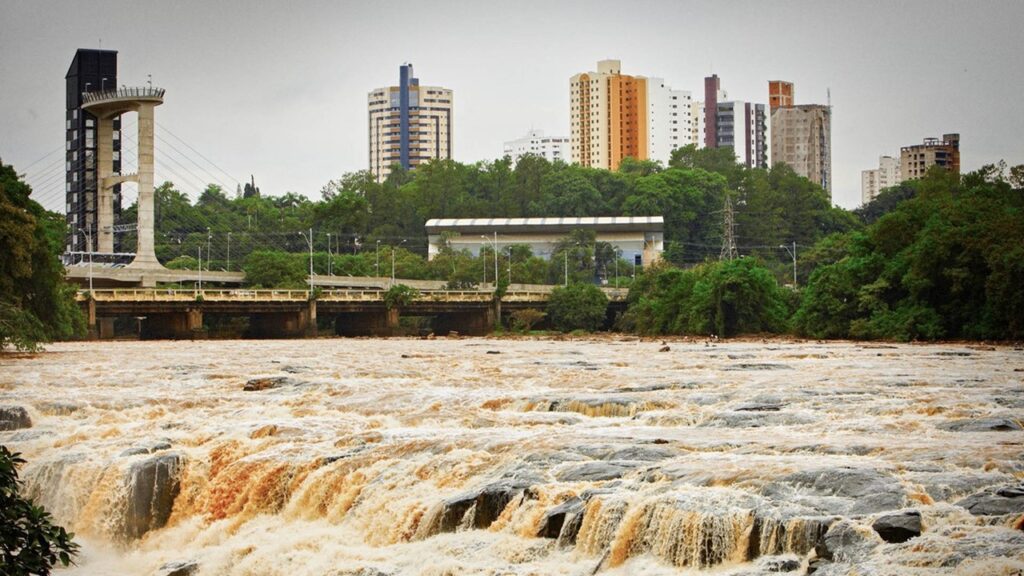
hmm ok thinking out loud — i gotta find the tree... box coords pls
[547,283,609,332]
[1,446,79,574]
[0,161,84,351]
[242,251,307,288]
[510,309,546,332]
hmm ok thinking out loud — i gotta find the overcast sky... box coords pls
[2,0,1022,211]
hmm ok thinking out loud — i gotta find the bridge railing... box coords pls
[77,288,622,303]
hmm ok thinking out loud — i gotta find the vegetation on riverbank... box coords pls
[0,161,84,352]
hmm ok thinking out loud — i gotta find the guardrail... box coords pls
[82,87,165,104]
[77,287,625,303]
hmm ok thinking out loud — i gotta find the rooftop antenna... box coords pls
[827,87,831,109]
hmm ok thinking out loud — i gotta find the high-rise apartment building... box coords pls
[65,49,122,254]
[861,155,901,205]
[900,134,960,181]
[768,81,832,198]
[368,63,453,182]
[700,74,768,168]
[503,130,570,165]
[569,60,694,170]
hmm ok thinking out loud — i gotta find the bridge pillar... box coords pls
[248,310,310,339]
[432,307,494,336]
[306,300,318,338]
[334,308,398,337]
[140,308,204,340]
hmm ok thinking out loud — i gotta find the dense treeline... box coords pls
[0,161,83,351]
[133,146,856,278]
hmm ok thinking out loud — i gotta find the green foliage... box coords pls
[624,259,791,337]
[242,251,307,288]
[0,161,84,351]
[383,284,418,309]
[510,308,546,332]
[1,446,79,574]
[547,283,609,332]
[796,166,1024,340]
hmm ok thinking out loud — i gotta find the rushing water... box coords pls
[1,338,1023,575]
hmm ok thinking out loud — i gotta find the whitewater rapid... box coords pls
[1,338,1022,575]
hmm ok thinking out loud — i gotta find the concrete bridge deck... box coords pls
[77,288,627,339]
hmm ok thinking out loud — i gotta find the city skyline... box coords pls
[2,0,1022,211]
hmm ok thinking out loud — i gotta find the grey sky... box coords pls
[2,0,1022,211]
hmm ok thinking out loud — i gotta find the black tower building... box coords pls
[65,49,121,255]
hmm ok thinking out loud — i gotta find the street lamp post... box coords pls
[391,239,406,286]
[327,232,332,276]
[197,246,202,293]
[299,228,314,289]
[480,233,498,289]
[226,232,232,272]
[206,228,212,272]
[564,250,568,287]
[376,240,381,278]
[79,229,93,293]
[779,242,797,287]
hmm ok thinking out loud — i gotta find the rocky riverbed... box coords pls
[1,338,1022,575]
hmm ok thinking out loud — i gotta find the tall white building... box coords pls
[861,155,902,205]
[645,78,694,165]
[502,130,570,165]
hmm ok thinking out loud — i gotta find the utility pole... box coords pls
[719,195,738,261]
[780,241,798,287]
[226,232,231,272]
[197,246,202,293]
[376,240,381,278]
[327,232,332,276]
[206,228,212,271]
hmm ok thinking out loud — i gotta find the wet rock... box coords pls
[527,396,658,417]
[485,350,501,354]
[905,470,1012,502]
[764,466,907,516]
[157,560,198,576]
[555,461,633,482]
[36,401,81,415]
[603,446,675,462]
[734,401,784,412]
[757,556,801,572]
[658,345,670,352]
[703,411,817,428]
[0,405,32,430]
[939,417,1022,432]
[956,483,1024,516]
[747,514,835,557]
[123,452,183,539]
[725,363,792,371]
[815,520,882,562]
[242,376,292,391]
[121,441,172,457]
[432,480,530,533]
[871,510,921,543]
[537,496,586,543]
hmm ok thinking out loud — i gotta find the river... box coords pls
[1,338,1022,575]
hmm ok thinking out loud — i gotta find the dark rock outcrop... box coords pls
[939,417,1022,432]
[815,520,882,562]
[242,376,291,391]
[537,496,586,544]
[555,461,634,482]
[0,405,32,430]
[123,452,183,539]
[121,441,173,457]
[956,483,1024,516]
[431,480,530,534]
[871,510,922,543]
[157,560,198,576]
[763,466,907,516]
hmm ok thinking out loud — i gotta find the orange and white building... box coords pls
[569,60,694,170]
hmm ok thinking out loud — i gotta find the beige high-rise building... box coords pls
[569,60,693,170]
[368,63,453,183]
[900,134,960,181]
[861,155,902,205]
[769,82,832,198]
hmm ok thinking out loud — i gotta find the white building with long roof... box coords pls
[425,216,664,268]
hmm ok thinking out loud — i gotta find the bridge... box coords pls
[78,287,628,339]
